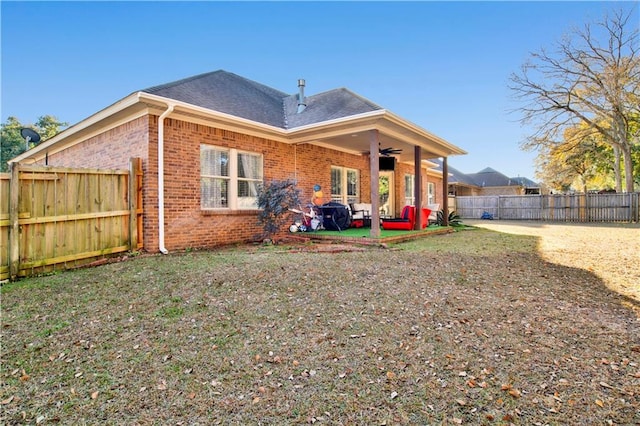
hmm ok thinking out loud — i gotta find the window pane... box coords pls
[428,182,435,204]
[405,174,415,206]
[238,180,259,197]
[238,153,263,179]
[331,167,342,196]
[201,147,228,177]
[347,170,358,196]
[201,177,228,208]
[405,175,414,198]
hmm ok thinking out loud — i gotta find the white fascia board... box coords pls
[287,110,387,135]
[9,93,143,164]
[383,110,468,156]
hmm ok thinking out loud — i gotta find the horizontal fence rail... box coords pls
[454,193,639,223]
[1,159,143,281]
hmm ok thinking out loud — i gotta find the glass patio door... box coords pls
[379,171,394,217]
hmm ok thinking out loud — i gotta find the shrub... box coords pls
[256,180,301,241]
[436,209,463,227]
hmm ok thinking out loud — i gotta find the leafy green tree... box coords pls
[1,115,67,172]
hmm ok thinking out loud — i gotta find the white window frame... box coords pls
[428,182,435,205]
[331,166,360,204]
[200,145,263,210]
[404,174,415,206]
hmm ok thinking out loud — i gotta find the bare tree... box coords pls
[510,8,639,192]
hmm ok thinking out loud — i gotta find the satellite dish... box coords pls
[20,128,41,151]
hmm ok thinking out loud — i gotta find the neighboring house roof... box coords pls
[510,176,539,188]
[467,167,517,187]
[430,159,477,186]
[430,161,538,188]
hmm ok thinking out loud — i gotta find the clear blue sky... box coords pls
[1,1,637,180]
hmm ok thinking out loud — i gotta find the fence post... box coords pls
[128,158,142,250]
[8,163,20,281]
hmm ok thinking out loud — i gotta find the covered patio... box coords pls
[287,110,466,237]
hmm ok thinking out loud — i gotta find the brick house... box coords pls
[10,70,466,252]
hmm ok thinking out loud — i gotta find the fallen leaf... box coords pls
[508,389,521,398]
[595,399,604,408]
[1,396,14,405]
[91,391,99,400]
[157,381,167,390]
[386,371,396,380]
[456,399,467,406]
[501,384,512,391]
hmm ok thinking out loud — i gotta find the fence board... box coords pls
[455,193,639,223]
[2,161,143,280]
[0,173,9,280]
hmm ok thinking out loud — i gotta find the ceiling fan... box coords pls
[379,146,402,156]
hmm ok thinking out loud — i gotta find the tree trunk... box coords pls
[613,145,622,193]
[621,143,635,193]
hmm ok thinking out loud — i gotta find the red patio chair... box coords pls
[381,205,431,230]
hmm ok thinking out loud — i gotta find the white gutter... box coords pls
[158,103,175,254]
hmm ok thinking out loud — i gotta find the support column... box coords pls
[369,130,381,238]
[414,146,422,230]
[442,157,449,226]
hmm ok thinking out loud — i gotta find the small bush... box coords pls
[436,209,463,227]
[256,179,301,241]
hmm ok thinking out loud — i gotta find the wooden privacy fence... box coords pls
[454,193,639,222]
[1,158,143,281]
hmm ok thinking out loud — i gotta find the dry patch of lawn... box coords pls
[466,220,640,303]
[1,228,638,425]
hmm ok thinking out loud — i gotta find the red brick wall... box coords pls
[38,116,150,169]
[158,117,371,251]
[35,113,447,251]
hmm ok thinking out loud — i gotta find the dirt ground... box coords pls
[465,220,640,303]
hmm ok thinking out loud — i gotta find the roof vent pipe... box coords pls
[297,79,306,113]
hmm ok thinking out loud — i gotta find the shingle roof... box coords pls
[284,88,382,128]
[510,176,539,187]
[430,159,478,186]
[431,161,538,187]
[143,70,290,128]
[142,70,382,130]
[467,167,515,187]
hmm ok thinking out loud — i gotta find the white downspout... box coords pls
[158,103,175,254]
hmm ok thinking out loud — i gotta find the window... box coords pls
[428,182,435,205]
[201,145,263,209]
[404,174,415,206]
[331,166,359,204]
